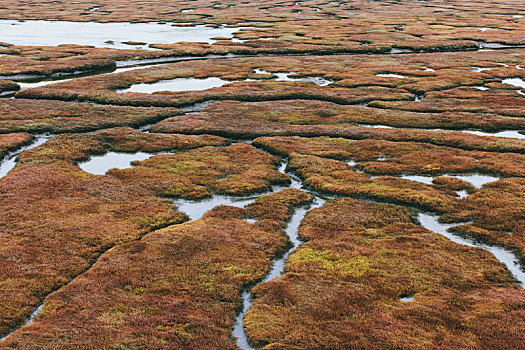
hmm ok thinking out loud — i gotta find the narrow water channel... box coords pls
[418,213,525,286]
[117,69,333,94]
[173,162,302,221]
[0,135,52,178]
[0,305,43,342]
[0,10,524,348]
[2,140,524,345]
[233,195,327,350]
[229,154,524,349]
[401,174,500,189]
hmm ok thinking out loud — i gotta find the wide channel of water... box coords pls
[0,20,244,49]
[117,77,232,93]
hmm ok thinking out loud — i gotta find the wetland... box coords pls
[0,0,524,348]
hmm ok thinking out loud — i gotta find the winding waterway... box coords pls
[0,21,524,346]
[2,139,524,345]
[233,196,326,349]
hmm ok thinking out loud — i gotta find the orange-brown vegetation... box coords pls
[371,87,525,117]
[0,133,33,159]
[1,189,311,349]
[17,127,227,165]
[0,99,180,133]
[1,32,519,79]
[108,143,290,199]
[0,44,189,77]
[0,0,523,54]
[154,101,525,153]
[0,80,19,94]
[19,81,412,109]
[245,198,525,349]
[287,153,455,212]
[443,178,525,262]
[0,128,226,337]
[178,99,525,132]
[17,50,525,111]
[253,136,525,177]
[0,0,523,347]
[432,176,476,194]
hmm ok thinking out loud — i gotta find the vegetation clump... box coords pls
[254,136,525,177]
[0,128,227,337]
[245,198,525,349]
[185,99,525,132]
[108,143,290,199]
[443,178,525,262]
[1,189,311,349]
[287,153,456,212]
[0,80,19,95]
[0,133,33,160]
[0,0,524,346]
[155,102,525,153]
[0,99,181,133]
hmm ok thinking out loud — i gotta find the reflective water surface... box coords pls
[117,77,232,93]
[0,20,243,49]
[78,152,159,175]
[0,136,51,178]
[418,213,525,286]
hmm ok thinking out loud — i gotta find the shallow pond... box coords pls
[376,73,407,78]
[117,68,333,93]
[253,69,333,86]
[175,195,259,222]
[400,175,434,185]
[117,77,232,93]
[502,77,525,89]
[78,152,158,175]
[2,54,247,89]
[355,123,393,129]
[462,130,524,140]
[452,174,499,189]
[427,127,525,140]
[471,66,498,72]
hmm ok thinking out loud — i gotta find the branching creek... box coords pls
[2,120,524,346]
[0,43,524,346]
[75,135,525,349]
